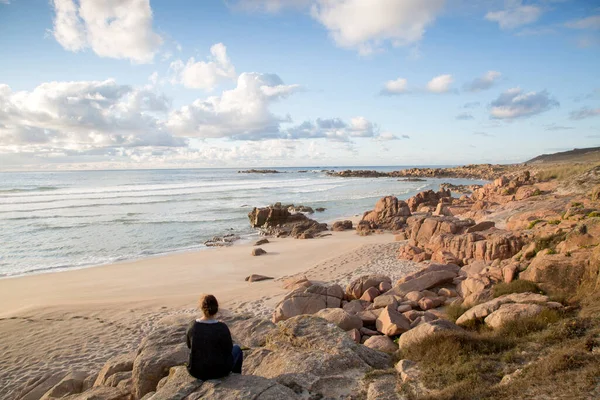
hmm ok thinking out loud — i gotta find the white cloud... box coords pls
[0,80,181,154]
[463,70,502,92]
[485,0,542,30]
[569,107,600,120]
[490,87,559,119]
[50,0,162,64]
[166,72,300,139]
[565,15,600,30]
[169,43,237,91]
[426,74,453,93]
[310,0,446,54]
[284,116,394,142]
[381,77,409,95]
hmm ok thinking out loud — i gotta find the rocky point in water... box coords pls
[248,203,327,238]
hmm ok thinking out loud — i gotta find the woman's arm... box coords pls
[186,321,194,349]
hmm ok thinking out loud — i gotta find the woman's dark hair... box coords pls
[199,294,219,317]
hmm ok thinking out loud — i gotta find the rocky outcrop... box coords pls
[327,164,512,180]
[332,220,353,231]
[519,249,590,294]
[132,325,189,399]
[360,196,412,231]
[246,315,392,399]
[248,205,327,238]
[407,189,451,212]
[272,283,344,322]
[346,275,392,300]
[239,169,281,174]
[204,234,240,247]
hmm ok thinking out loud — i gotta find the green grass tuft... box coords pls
[493,280,543,298]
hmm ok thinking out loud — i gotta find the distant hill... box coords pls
[526,147,600,164]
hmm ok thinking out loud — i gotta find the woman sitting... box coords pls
[186,294,243,380]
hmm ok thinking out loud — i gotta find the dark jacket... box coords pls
[186,320,233,380]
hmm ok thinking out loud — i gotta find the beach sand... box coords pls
[0,229,419,398]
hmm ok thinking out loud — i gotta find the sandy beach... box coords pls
[0,229,418,398]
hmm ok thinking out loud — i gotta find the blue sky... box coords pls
[0,0,599,170]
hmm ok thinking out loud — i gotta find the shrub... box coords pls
[527,219,543,229]
[496,309,562,338]
[446,304,469,323]
[547,248,557,255]
[493,280,543,298]
[587,211,600,218]
[534,232,567,253]
[548,220,561,225]
[535,165,594,182]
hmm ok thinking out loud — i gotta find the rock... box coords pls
[145,366,203,399]
[94,353,135,387]
[520,250,589,294]
[315,207,326,212]
[245,274,273,282]
[398,320,464,349]
[373,295,399,309]
[484,303,545,329]
[363,336,397,353]
[246,315,391,399]
[431,250,461,265]
[360,327,380,336]
[273,284,343,322]
[349,328,361,343]
[417,297,444,310]
[66,387,129,400]
[204,234,240,247]
[360,287,380,302]
[405,291,423,302]
[252,248,267,256]
[18,373,65,400]
[466,221,496,233]
[40,371,88,400]
[104,371,131,388]
[407,189,451,212]
[456,292,549,326]
[379,281,392,293]
[281,276,312,291]
[346,274,392,300]
[357,309,383,325]
[187,374,301,399]
[132,324,189,399]
[255,238,270,246]
[361,196,412,231]
[397,304,412,313]
[376,306,411,336]
[387,270,457,296]
[438,288,458,297]
[332,220,353,231]
[288,205,314,214]
[296,232,314,239]
[343,299,370,314]
[364,373,402,400]
[397,244,431,262]
[248,205,328,237]
[228,315,276,348]
[395,359,421,383]
[315,308,363,331]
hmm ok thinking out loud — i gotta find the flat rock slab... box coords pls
[387,270,457,296]
[456,292,549,326]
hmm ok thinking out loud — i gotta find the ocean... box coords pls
[0,167,485,277]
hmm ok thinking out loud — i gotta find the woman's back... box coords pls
[186,320,234,380]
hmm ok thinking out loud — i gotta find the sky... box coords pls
[0,0,599,170]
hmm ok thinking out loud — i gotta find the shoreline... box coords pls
[0,227,419,396]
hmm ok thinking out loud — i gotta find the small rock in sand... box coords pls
[245,274,274,282]
[255,238,270,246]
[252,248,267,256]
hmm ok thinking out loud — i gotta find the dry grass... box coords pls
[445,303,469,323]
[400,296,600,400]
[535,164,596,182]
[492,280,543,298]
